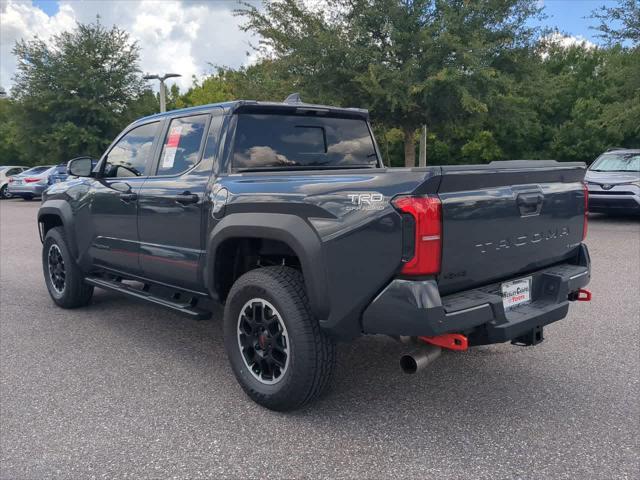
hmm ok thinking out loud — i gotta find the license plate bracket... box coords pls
[501,276,532,310]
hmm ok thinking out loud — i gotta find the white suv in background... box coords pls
[0,166,29,199]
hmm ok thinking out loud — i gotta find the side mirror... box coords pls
[67,156,94,177]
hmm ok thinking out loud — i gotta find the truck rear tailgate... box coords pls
[435,161,587,295]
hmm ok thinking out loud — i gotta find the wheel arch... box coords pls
[206,213,330,321]
[38,200,78,258]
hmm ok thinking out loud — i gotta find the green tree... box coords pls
[591,0,639,45]
[178,61,298,109]
[11,19,154,164]
[238,0,542,166]
[526,41,639,162]
[0,99,25,165]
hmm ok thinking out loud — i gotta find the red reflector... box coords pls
[392,196,442,275]
[582,182,588,240]
[576,288,592,301]
[24,177,40,183]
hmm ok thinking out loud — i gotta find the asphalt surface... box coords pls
[0,198,638,479]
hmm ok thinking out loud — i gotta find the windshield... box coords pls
[232,114,378,169]
[590,153,640,172]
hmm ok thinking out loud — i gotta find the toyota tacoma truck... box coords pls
[38,97,591,411]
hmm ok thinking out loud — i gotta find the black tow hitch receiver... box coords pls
[511,325,544,347]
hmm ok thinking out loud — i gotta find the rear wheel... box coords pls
[42,227,93,308]
[223,266,336,411]
[0,185,10,199]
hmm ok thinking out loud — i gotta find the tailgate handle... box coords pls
[517,192,543,216]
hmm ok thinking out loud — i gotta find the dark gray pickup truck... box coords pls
[38,98,591,411]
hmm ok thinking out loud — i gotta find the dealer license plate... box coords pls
[501,277,532,310]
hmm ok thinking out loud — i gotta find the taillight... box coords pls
[582,182,588,240]
[392,196,442,275]
[24,177,40,183]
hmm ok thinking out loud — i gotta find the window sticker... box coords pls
[161,124,183,169]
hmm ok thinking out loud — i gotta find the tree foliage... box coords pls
[238,0,543,166]
[1,5,638,169]
[590,0,640,45]
[9,19,157,165]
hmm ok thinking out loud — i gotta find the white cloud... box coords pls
[0,0,259,94]
[542,32,597,50]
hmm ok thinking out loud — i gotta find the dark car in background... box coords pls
[47,163,69,185]
[7,165,55,200]
[585,149,640,215]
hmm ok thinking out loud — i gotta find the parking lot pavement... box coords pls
[0,198,638,479]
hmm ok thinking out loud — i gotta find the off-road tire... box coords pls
[223,266,336,411]
[42,227,93,308]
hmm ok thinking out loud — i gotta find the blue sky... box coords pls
[533,0,618,43]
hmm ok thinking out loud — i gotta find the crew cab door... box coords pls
[137,110,224,291]
[89,120,162,275]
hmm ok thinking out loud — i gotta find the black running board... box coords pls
[85,277,212,320]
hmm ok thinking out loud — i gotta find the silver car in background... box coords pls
[0,166,29,199]
[7,165,55,201]
[585,149,640,215]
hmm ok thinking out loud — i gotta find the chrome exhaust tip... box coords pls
[400,345,442,374]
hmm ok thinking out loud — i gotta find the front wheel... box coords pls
[223,266,336,411]
[42,227,93,308]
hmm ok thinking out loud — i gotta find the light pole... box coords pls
[143,73,182,113]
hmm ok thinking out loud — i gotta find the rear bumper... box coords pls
[362,245,591,346]
[7,184,47,196]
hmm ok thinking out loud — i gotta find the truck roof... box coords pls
[136,99,369,124]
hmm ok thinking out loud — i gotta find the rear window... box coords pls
[22,167,51,175]
[232,114,378,169]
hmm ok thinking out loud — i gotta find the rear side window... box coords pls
[157,114,208,176]
[232,114,378,169]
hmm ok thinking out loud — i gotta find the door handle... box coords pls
[165,193,199,204]
[119,192,138,202]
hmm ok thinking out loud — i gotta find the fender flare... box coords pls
[38,200,79,259]
[205,213,330,321]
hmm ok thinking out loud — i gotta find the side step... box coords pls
[85,276,212,320]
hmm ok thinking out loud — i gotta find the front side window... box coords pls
[232,114,378,169]
[157,115,208,176]
[104,122,160,178]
